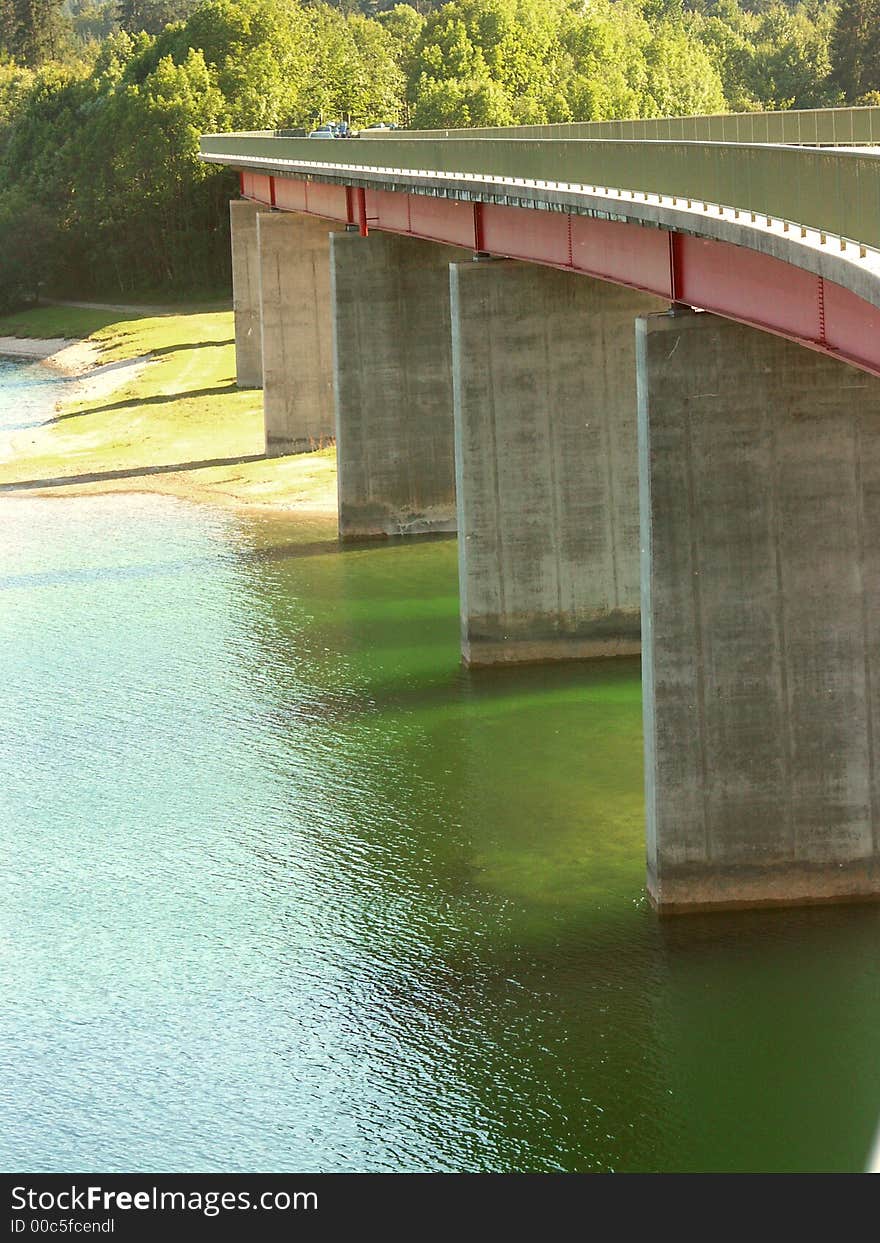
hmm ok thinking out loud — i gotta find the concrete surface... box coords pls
[331,233,463,537]
[638,309,880,911]
[230,200,265,389]
[451,260,663,664]
[258,211,339,456]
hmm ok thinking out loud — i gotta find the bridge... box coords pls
[200,107,880,914]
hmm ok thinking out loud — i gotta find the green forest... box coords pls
[0,0,878,305]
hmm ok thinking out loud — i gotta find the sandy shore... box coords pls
[0,335,99,372]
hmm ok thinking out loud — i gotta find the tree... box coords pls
[0,185,59,307]
[688,3,762,111]
[746,2,834,109]
[117,0,200,35]
[408,0,571,126]
[0,0,66,64]
[642,26,726,115]
[830,0,880,100]
[302,8,403,123]
[66,0,120,46]
[0,59,34,133]
[557,0,727,122]
[377,3,424,82]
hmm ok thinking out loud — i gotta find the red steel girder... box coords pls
[240,173,880,379]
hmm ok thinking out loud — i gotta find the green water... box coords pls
[2,480,880,1172]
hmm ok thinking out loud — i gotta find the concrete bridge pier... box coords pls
[330,232,462,538]
[230,200,266,389]
[637,309,880,911]
[257,212,339,456]
[450,260,663,664]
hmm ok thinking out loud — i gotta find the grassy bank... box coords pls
[0,304,338,514]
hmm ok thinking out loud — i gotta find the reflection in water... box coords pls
[1,484,879,1173]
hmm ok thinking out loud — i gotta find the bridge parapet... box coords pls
[201,131,880,259]
[355,104,880,146]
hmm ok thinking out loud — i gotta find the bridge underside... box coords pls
[228,172,880,914]
[241,169,880,381]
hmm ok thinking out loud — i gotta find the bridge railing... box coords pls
[201,131,880,253]
[354,105,880,146]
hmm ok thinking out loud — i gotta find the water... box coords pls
[0,353,70,442]
[2,358,880,1173]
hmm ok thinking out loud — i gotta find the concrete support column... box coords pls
[331,232,462,538]
[230,199,265,389]
[257,212,338,456]
[638,310,880,912]
[451,260,664,664]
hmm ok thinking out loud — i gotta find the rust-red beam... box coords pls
[238,173,880,379]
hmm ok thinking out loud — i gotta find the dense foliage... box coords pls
[0,0,875,306]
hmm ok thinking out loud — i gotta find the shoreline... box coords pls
[0,334,155,406]
[0,459,340,518]
[0,311,339,518]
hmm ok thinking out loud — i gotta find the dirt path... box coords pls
[48,299,181,316]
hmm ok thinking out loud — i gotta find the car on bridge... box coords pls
[309,122,356,138]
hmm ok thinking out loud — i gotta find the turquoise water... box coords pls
[2,359,880,1173]
[0,354,71,435]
